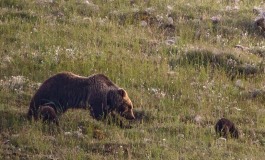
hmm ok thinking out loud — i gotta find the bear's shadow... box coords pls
[85,142,146,158]
[130,109,155,125]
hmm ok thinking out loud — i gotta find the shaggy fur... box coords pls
[28,72,135,122]
[215,118,239,139]
[39,105,59,126]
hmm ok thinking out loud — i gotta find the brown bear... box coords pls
[27,72,135,124]
[215,118,239,139]
[39,105,59,126]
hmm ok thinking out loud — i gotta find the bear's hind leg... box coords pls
[27,109,33,121]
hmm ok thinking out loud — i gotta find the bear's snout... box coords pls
[124,110,135,120]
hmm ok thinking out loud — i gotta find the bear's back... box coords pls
[31,72,118,106]
[87,73,118,88]
[31,72,83,105]
[41,72,116,88]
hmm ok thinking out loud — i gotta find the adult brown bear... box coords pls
[27,72,135,124]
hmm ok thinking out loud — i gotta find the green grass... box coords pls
[1,0,265,159]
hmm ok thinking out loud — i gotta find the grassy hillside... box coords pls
[1,0,265,159]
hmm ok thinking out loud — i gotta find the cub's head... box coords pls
[107,88,135,120]
[39,106,59,126]
[232,129,239,139]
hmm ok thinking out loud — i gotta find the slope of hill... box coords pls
[1,0,265,159]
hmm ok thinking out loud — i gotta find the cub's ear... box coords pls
[118,88,126,97]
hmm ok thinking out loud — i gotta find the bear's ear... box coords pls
[118,88,126,97]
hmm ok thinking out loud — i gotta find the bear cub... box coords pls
[215,118,239,139]
[39,106,59,126]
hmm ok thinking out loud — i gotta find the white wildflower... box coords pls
[144,138,151,143]
[145,7,155,14]
[218,137,227,141]
[167,5,173,11]
[177,134,184,138]
[235,79,244,89]
[194,115,203,124]
[211,15,221,23]
[167,17,174,25]
[9,76,27,90]
[165,37,176,46]
[140,21,148,27]
[233,107,242,111]
[156,15,164,22]
[64,132,72,136]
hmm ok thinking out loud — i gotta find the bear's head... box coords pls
[107,88,135,120]
[231,127,239,139]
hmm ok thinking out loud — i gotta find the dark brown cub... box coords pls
[215,118,239,139]
[39,106,59,126]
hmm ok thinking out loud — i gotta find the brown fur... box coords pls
[215,118,239,139]
[39,105,59,126]
[255,17,265,32]
[28,72,135,123]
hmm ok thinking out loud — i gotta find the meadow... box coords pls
[0,0,265,159]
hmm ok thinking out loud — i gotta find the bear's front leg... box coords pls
[108,111,132,129]
[90,103,105,120]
